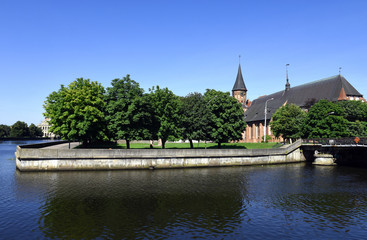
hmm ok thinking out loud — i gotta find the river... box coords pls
[1,140,367,239]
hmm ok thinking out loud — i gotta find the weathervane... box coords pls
[339,67,342,75]
[239,55,241,64]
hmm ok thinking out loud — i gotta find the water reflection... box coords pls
[244,164,367,238]
[11,160,367,239]
[16,168,248,239]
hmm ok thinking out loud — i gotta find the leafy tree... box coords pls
[105,75,156,148]
[204,89,246,148]
[148,86,182,149]
[128,94,160,147]
[0,124,11,138]
[43,78,107,145]
[270,104,306,142]
[29,123,43,138]
[347,120,367,138]
[336,100,367,122]
[303,100,349,138]
[336,100,367,137]
[10,121,29,138]
[181,92,209,148]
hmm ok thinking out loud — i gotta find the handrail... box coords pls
[301,138,367,146]
[284,139,302,152]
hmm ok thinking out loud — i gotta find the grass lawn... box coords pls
[77,141,278,149]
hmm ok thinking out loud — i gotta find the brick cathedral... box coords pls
[232,64,366,143]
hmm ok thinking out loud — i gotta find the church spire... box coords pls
[285,64,290,91]
[232,63,247,91]
[232,61,247,105]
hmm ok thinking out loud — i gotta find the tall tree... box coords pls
[347,120,367,138]
[105,75,155,148]
[303,100,349,138]
[29,123,43,138]
[336,100,367,137]
[128,94,160,147]
[148,86,182,149]
[43,78,107,145]
[0,124,11,138]
[270,104,306,142]
[204,89,246,148]
[10,121,29,138]
[181,92,209,148]
[336,100,367,122]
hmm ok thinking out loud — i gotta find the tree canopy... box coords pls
[270,104,306,142]
[336,100,367,137]
[181,92,209,148]
[105,75,154,148]
[336,100,367,122]
[43,78,107,144]
[1,122,43,138]
[0,124,11,138]
[303,100,350,138]
[10,121,29,138]
[148,86,182,149]
[29,123,43,138]
[41,74,367,147]
[204,89,246,148]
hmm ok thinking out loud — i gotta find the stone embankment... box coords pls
[15,140,305,171]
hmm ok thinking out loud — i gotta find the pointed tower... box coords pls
[285,64,290,91]
[232,64,247,104]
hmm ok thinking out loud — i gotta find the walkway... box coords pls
[43,142,81,149]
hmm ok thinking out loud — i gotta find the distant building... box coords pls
[232,64,251,110]
[232,65,366,143]
[38,118,56,138]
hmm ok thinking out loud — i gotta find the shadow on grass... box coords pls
[76,142,278,150]
[76,142,124,149]
[205,145,247,149]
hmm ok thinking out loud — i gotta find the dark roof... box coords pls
[232,64,247,91]
[244,75,363,123]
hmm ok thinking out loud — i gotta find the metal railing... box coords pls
[302,138,367,146]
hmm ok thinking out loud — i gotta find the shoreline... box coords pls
[15,140,305,171]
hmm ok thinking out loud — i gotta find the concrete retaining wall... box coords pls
[19,140,68,149]
[15,140,305,171]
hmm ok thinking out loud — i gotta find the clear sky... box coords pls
[1,0,367,126]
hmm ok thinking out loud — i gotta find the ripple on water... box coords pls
[3,142,367,240]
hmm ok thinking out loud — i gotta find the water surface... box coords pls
[1,140,367,239]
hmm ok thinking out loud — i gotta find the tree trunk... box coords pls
[218,142,221,148]
[189,139,194,149]
[126,139,130,149]
[162,140,166,149]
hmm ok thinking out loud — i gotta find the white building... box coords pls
[38,118,56,138]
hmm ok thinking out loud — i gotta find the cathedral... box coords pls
[232,64,366,143]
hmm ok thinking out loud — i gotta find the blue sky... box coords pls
[1,0,367,125]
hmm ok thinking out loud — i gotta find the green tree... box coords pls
[29,123,43,138]
[270,104,306,142]
[128,94,160,147]
[181,92,209,148]
[148,86,182,149]
[10,121,29,138]
[105,75,155,148]
[336,100,367,137]
[347,120,367,138]
[43,78,107,145]
[336,100,367,122]
[204,89,246,148]
[303,100,349,138]
[0,124,11,138]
